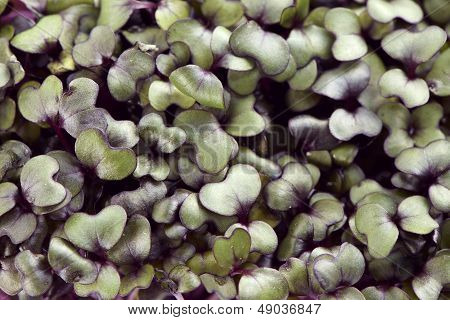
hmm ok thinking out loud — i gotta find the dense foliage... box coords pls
[0,0,449,300]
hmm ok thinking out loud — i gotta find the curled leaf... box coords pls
[48,237,98,284]
[170,65,225,109]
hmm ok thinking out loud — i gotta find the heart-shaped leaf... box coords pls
[168,265,201,294]
[18,75,63,127]
[48,237,98,284]
[75,128,137,181]
[288,60,318,91]
[289,115,339,151]
[123,27,168,53]
[0,140,31,180]
[324,8,367,61]
[58,78,106,138]
[107,45,156,101]
[73,26,116,67]
[14,250,53,297]
[134,154,170,181]
[0,258,21,296]
[378,102,445,157]
[164,222,188,241]
[48,150,84,199]
[64,205,127,252]
[179,193,237,232]
[211,26,254,72]
[225,94,265,137]
[18,76,106,138]
[278,214,314,261]
[109,178,167,216]
[187,251,230,277]
[264,162,317,211]
[362,286,409,300]
[174,110,237,174]
[200,164,261,216]
[20,155,69,209]
[327,164,365,195]
[138,113,186,153]
[107,214,151,265]
[329,107,382,141]
[167,19,213,69]
[312,61,370,100]
[200,274,237,300]
[119,264,155,297]
[0,98,16,131]
[239,268,289,300]
[156,42,190,77]
[382,26,447,66]
[56,4,99,51]
[426,48,450,97]
[177,152,229,190]
[310,243,365,293]
[367,0,423,23]
[213,228,251,269]
[287,25,333,67]
[104,113,139,149]
[233,146,282,179]
[155,0,190,30]
[97,0,154,31]
[230,21,290,76]
[412,250,450,300]
[226,221,278,255]
[202,0,244,27]
[379,69,429,108]
[350,179,398,205]
[74,264,120,300]
[397,196,438,234]
[152,189,191,224]
[279,258,309,296]
[394,138,449,178]
[0,209,36,244]
[0,182,18,217]
[355,193,399,258]
[304,195,345,241]
[242,0,294,25]
[11,15,63,54]
[394,140,450,212]
[148,80,195,111]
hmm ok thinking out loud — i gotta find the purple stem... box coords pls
[173,292,185,300]
[130,0,158,10]
[50,122,73,153]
